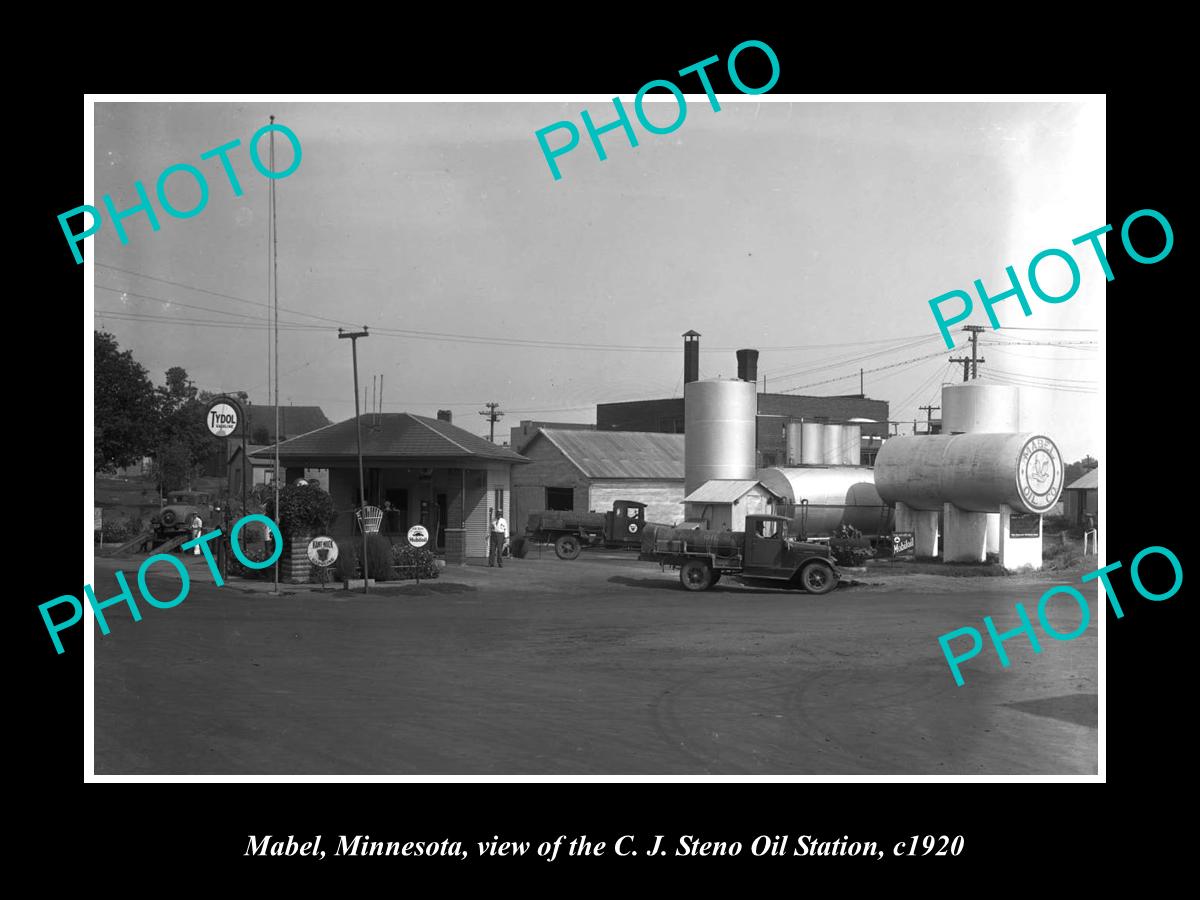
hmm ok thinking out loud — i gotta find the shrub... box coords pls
[264,483,337,542]
[333,542,360,582]
[99,513,143,544]
[392,544,440,580]
[366,533,394,582]
[228,542,275,579]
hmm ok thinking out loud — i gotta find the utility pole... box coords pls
[860,368,864,396]
[964,325,986,378]
[339,328,370,594]
[479,401,504,443]
[949,355,973,382]
[919,404,940,435]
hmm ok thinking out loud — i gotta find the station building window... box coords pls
[546,487,574,511]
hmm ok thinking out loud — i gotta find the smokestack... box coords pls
[736,348,759,384]
[683,330,700,384]
[437,409,453,423]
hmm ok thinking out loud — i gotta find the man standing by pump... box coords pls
[489,507,508,568]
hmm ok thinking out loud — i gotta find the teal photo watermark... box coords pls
[43,513,283,654]
[928,208,1173,349]
[59,122,302,264]
[534,39,780,181]
[937,544,1182,686]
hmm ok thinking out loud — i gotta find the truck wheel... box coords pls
[800,561,839,595]
[554,535,582,560]
[680,559,713,591]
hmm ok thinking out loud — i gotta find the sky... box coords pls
[91,99,1103,462]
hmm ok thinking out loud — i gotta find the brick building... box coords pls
[512,429,686,529]
[596,393,890,467]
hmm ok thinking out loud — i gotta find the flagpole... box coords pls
[271,115,281,595]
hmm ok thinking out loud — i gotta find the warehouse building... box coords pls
[252,412,528,563]
[510,419,595,454]
[511,429,686,529]
[596,333,890,467]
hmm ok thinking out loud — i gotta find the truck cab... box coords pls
[742,515,839,591]
[605,500,647,543]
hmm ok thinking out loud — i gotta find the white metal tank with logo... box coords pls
[874,432,1064,514]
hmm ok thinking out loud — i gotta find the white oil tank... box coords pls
[821,424,844,465]
[874,432,1064,514]
[756,466,892,536]
[785,422,805,466]
[801,421,824,464]
[942,383,1020,433]
[684,378,757,495]
[840,423,862,465]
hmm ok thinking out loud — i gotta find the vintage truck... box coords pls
[638,514,840,594]
[522,500,665,560]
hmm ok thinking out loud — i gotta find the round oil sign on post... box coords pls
[206,401,239,437]
[307,536,339,567]
[407,525,429,549]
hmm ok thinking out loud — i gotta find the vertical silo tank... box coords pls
[684,378,757,495]
[785,422,805,466]
[942,383,1021,433]
[822,424,844,465]
[840,423,862,465]
[801,422,824,464]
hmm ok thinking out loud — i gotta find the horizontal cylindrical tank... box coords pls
[642,523,746,557]
[840,423,862,465]
[942,383,1020,433]
[684,378,757,496]
[756,466,892,536]
[801,421,824,464]
[874,432,1064,514]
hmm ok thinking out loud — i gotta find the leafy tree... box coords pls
[94,331,159,471]
[264,482,337,541]
[1064,455,1098,485]
[252,425,272,445]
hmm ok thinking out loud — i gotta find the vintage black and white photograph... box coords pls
[86,96,1103,776]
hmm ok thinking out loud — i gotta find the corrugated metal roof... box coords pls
[684,480,777,503]
[250,413,528,463]
[1066,468,1098,490]
[538,429,684,479]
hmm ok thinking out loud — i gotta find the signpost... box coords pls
[307,535,339,591]
[407,525,429,549]
[206,395,248,583]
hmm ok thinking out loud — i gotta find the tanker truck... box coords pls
[638,514,840,594]
[521,500,669,560]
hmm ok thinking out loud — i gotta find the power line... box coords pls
[778,349,949,393]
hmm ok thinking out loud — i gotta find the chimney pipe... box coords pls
[736,348,759,384]
[437,409,453,423]
[683,330,700,384]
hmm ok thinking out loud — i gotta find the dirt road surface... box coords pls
[93,552,1097,774]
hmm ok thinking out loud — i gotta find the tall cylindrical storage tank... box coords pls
[800,422,824,464]
[785,422,805,466]
[684,379,757,495]
[840,423,862,465]
[942,383,1020,433]
[822,424,844,465]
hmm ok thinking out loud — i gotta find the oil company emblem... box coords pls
[407,525,430,549]
[306,536,338,567]
[628,522,640,534]
[206,401,238,437]
[1017,436,1063,513]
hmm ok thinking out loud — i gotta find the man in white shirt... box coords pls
[489,508,508,568]
[190,512,204,555]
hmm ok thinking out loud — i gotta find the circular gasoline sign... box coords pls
[206,401,239,437]
[1016,435,1064,513]
[628,522,639,534]
[307,536,339,567]
[407,525,430,549]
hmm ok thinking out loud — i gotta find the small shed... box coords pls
[1063,467,1098,526]
[684,480,783,533]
